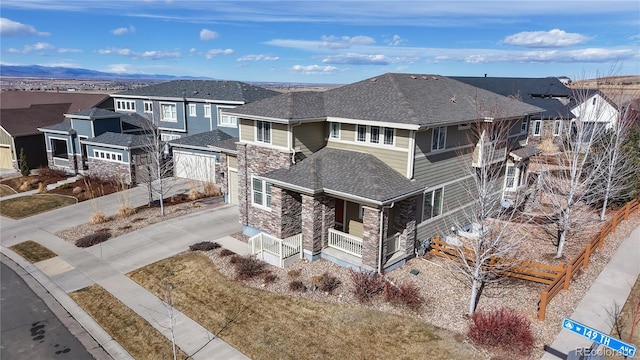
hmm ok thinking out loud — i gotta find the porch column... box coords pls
[394,197,417,255]
[237,143,248,225]
[270,188,302,239]
[362,206,382,269]
[301,194,334,259]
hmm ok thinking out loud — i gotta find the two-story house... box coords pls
[224,73,542,272]
[111,80,279,185]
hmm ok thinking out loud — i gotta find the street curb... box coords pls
[0,247,133,360]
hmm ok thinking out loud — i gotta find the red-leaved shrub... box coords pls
[468,307,535,353]
[230,256,267,280]
[348,269,385,304]
[383,281,423,311]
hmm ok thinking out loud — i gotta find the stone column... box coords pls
[394,197,418,255]
[217,153,228,195]
[301,194,335,259]
[362,206,381,269]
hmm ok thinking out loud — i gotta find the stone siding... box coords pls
[87,158,133,184]
[46,151,77,174]
[393,197,418,256]
[361,206,381,269]
[302,194,335,256]
[217,153,228,196]
[237,143,293,232]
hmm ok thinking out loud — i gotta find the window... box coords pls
[204,105,211,118]
[51,138,68,158]
[553,120,562,136]
[256,121,271,143]
[93,150,123,162]
[252,177,272,209]
[160,103,177,122]
[521,118,529,133]
[532,120,542,136]
[160,133,181,141]
[219,113,238,127]
[116,100,136,112]
[423,187,443,221]
[383,127,395,145]
[431,126,446,151]
[505,164,517,189]
[143,101,153,114]
[188,104,197,117]
[330,122,340,139]
[370,126,380,144]
[356,125,367,142]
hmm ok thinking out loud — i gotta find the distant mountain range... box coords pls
[0,65,212,80]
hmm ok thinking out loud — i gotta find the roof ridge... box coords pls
[388,73,422,124]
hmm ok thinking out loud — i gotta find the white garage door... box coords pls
[0,146,12,169]
[228,169,238,204]
[173,150,216,183]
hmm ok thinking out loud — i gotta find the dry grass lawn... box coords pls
[0,194,77,219]
[70,284,188,360]
[606,276,640,359]
[9,241,57,263]
[128,253,483,360]
[0,184,17,197]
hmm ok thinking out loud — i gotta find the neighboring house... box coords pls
[224,73,542,272]
[452,76,573,145]
[0,91,111,171]
[570,89,640,135]
[38,107,149,183]
[110,80,279,183]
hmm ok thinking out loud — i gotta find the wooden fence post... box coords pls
[612,213,618,233]
[563,263,572,290]
[583,243,591,267]
[624,202,630,220]
[538,293,547,321]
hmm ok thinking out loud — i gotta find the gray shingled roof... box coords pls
[83,132,149,148]
[510,145,541,161]
[38,121,72,133]
[210,137,238,152]
[452,76,573,119]
[114,80,280,103]
[169,130,234,149]
[66,107,120,119]
[121,113,151,131]
[227,73,543,127]
[261,147,424,204]
[219,91,326,120]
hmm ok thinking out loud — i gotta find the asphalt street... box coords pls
[0,262,93,360]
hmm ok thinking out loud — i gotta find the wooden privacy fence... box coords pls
[538,198,640,320]
[427,198,640,321]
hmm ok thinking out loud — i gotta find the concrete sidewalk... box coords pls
[541,224,640,359]
[1,179,250,359]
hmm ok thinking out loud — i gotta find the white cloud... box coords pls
[387,35,406,46]
[0,18,49,37]
[321,53,390,65]
[97,47,180,60]
[111,25,135,35]
[290,64,338,75]
[502,29,591,48]
[106,63,133,73]
[319,35,376,49]
[200,29,218,41]
[5,42,81,54]
[237,54,279,61]
[205,48,234,59]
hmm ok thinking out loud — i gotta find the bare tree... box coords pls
[137,115,177,216]
[443,117,526,316]
[534,75,629,258]
[584,86,639,220]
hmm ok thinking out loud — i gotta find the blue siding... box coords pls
[44,133,72,153]
[70,119,94,138]
[214,105,239,137]
[93,118,122,136]
[186,103,212,136]
[157,101,187,132]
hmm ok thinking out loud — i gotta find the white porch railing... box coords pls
[328,228,363,258]
[249,232,303,268]
[53,157,70,167]
[385,232,401,256]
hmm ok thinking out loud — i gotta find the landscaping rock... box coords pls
[30,178,41,186]
[72,186,84,194]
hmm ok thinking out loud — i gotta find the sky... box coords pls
[1,0,639,84]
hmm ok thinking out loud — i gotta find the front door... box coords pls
[335,198,344,232]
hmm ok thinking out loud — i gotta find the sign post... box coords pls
[562,317,636,358]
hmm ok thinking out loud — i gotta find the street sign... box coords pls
[562,317,637,358]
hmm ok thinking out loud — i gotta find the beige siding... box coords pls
[227,155,238,169]
[0,128,15,162]
[416,207,470,242]
[272,123,288,148]
[239,119,253,142]
[340,123,356,141]
[413,145,473,188]
[294,122,326,156]
[328,141,408,177]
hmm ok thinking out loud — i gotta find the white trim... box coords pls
[329,122,340,139]
[255,120,272,144]
[326,116,420,131]
[49,136,72,156]
[92,149,125,163]
[532,120,542,136]
[143,101,153,114]
[422,186,444,222]
[160,133,181,141]
[238,140,291,152]
[188,103,197,117]
[115,99,136,112]
[431,126,446,151]
[217,105,238,128]
[520,118,529,134]
[251,175,272,210]
[328,138,409,153]
[159,102,178,122]
[553,120,562,136]
[204,105,212,130]
[407,130,415,179]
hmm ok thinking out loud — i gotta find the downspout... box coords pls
[377,202,395,274]
[290,121,302,164]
